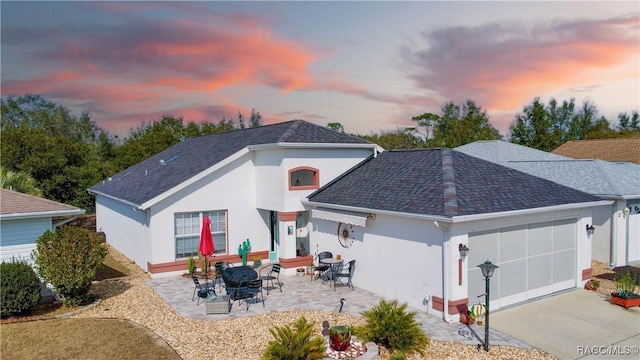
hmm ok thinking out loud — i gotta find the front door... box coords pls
[269,211,279,262]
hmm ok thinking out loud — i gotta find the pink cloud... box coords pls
[402,15,640,113]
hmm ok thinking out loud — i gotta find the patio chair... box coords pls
[333,260,355,292]
[260,263,282,295]
[312,252,332,282]
[191,275,215,305]
[214,261,234,291]
[245,278,265,310]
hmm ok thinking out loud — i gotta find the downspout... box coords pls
[53,215,80,230]
[438,222,453,323]
[610,207,618,268]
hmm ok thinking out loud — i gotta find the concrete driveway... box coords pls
[490,289,640,359]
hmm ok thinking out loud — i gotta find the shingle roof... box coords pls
[0,189,84,217]
[89,120,372,206]
[307,149,600,218]
[456,141,640,199]
[552,138,640,164]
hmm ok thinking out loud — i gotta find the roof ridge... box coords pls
[277,119,303,142]
[594,160,623,196]
[441,149,458,216]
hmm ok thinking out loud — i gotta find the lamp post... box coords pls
[478,260,499,352]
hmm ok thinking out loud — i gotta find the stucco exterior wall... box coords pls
[95,194,147,270]
[149,153,269,269]
[309,213,444,313]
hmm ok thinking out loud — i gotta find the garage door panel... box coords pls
[553,249,575,284]
[553,219,575,251]
[528,222,553,256]
[500,260,527,297]
[500,225,527,261]
[467,230,499,267]
[528,254,552,289]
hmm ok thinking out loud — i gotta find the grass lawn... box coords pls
[1,243,180,359]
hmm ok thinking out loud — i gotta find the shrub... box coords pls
[33,225,107,306]
[187,256,195,274]
[262,317,326,360]
[352,299,429,356]
[0,260,42,317]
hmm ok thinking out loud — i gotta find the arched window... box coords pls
[288,167,319,190]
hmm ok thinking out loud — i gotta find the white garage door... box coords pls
[626,202,640,263]
[467,219,576,310]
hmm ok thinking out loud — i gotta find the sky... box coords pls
[2,1,639,139]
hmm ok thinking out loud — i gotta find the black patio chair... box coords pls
[245,278,265,310]
[260,263,282,295]
[191,275,215,305]
[333,260,355,292]
[312,252,332,282]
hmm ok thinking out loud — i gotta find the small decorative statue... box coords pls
[238,239,251,266]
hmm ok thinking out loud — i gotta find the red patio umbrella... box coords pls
[199,215,215,274]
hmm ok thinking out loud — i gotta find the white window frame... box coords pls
[175,210,227,259]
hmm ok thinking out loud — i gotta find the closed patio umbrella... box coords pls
[199,215,215,275]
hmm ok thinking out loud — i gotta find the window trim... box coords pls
[288,166,319,191]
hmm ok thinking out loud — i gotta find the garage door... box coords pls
[627,202,640,263]
[467,219,576,310]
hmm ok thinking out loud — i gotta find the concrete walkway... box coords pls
[147,272,532,348]
[490,289,640,359]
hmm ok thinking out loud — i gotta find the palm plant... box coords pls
[0,166,42,196]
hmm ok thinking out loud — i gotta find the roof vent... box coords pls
[159,159,165,165]
[163,155,179,165]
[145,169,148,176]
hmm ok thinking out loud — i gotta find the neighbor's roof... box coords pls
[307,149,602,218]
[0,189,85,219]
[89,120,375,206]
[552,138,640,165]
[456,140,640,199]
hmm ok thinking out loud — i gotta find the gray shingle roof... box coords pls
[89,120,371,205]
[456,141,640,199]
[307,149,601,218]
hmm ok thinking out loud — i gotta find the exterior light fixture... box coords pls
[586,224,595,235]
[458,243,469,258]
[477,260,499,352]
[623,207,630,217]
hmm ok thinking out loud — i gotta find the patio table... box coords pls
[319,258,343,287]
[222,266,258,302]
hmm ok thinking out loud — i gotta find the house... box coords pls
[456,140,640,266]
[305,149,610,321]
[0,189,85,264]
[0,189,85,301]
[88,120,382,276]
[552,138,640,165]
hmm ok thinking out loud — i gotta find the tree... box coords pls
[327,122,345,133]
[412,100,501,148]
[1,95,110,209]
[617,111,640,136]
[359,129,423,150]
[508,97,617,151]
[33,226,107,306]
[0,166,42,196]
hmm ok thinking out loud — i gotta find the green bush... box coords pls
[352,300,429,356]
[0,260,42,317]
[187,256,195,274]
[262,317,326,360]
[33,225,107,306]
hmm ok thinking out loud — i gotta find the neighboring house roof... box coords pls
[552,138,640,164]
[456,140,640,199]
[307,149,602,218]
[0,189,85,220]
[89,120,375,207]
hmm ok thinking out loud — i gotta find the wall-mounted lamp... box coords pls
[619,207,631,218]
[458,243,469,258]
[586,224,595,235]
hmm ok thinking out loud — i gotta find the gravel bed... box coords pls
[75,246,559,359]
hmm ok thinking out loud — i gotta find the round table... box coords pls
[319,258,343,286]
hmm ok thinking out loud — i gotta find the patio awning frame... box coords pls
[311,208,370,227]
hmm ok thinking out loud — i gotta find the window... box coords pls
[288,167,319,190]
[175,210,227,259]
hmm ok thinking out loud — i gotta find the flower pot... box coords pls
[329,326,351,351]
[611,292,640,309]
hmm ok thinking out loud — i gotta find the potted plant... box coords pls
[585,279,600,291]
[296,267,305,276]
[611,270,640,308]
[252,256,262,268]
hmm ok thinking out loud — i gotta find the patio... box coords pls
[147,269,532,347]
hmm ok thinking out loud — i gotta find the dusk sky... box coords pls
[2,1,639,138]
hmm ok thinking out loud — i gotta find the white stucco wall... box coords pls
[591,204,613,263]
[149,153,270,267]
[309,213,444,313]
[255,148,373,212]
[95,195,147,270]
